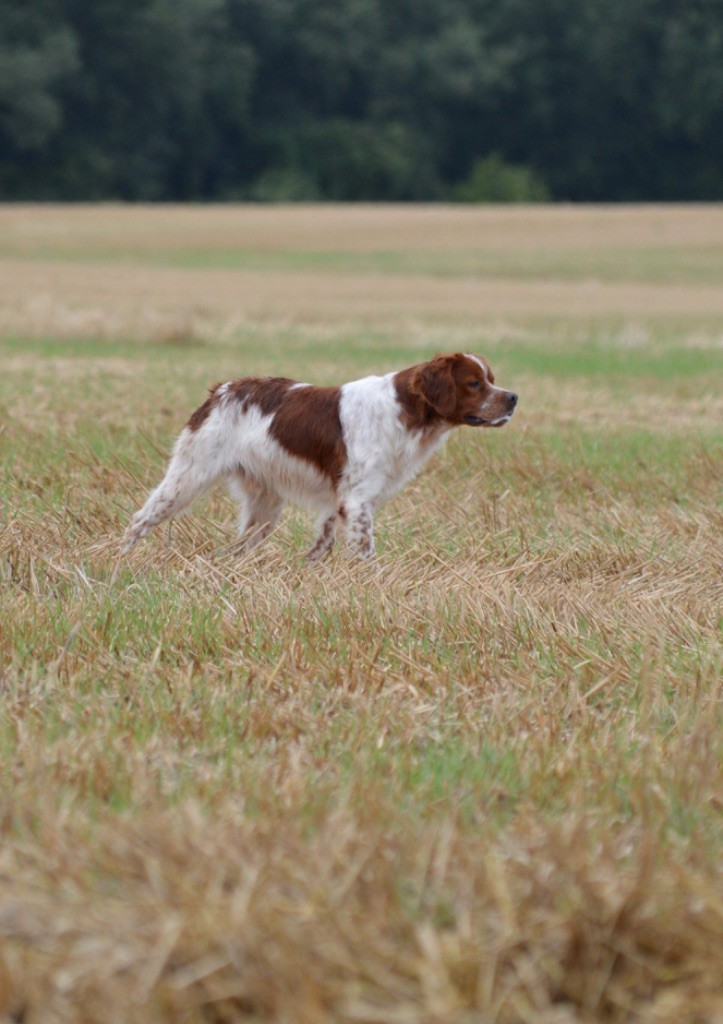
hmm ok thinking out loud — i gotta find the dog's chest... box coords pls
[348,415,446,500]
[386,428,446,493]
[339,375,448,500]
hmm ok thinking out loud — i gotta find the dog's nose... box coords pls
[507,392,518,408]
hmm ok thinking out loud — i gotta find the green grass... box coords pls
[4,241,723,285]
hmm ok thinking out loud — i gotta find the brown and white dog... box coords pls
[122,353,518,560]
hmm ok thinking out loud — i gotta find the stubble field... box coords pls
[1,204,722,1023]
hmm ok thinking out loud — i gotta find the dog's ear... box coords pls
[412,354,460,418]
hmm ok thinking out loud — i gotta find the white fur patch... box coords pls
[339,374,450,506]
[466,354,489,378]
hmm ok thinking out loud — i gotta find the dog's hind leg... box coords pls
[228,471,283,552]
[122,429,223,552]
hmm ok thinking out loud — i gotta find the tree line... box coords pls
[1,0,722,202]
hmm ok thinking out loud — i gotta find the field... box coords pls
[1,204,722,1024]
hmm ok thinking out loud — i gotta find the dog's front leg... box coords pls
[345,500,375,560]
[306,512,336,562]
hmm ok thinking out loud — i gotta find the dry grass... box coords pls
[4,258,723,339]
[4,202,723,252]
[1,205,722,1023]
[2,205,723,339]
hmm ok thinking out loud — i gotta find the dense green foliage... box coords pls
[1,0,722,201]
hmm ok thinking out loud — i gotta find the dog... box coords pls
[122,353,518,560]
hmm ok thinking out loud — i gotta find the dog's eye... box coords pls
[468,380,481,389]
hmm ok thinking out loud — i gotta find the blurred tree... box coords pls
[477,0,723,199]
[0,2,78,194]
[53,0,256,198]
[264,119,438,200]
[453,154,550,202]
[0,0,721,200]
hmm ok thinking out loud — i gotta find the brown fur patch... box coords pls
[186,382,224,432]
[187,376,346,484]
[268,385,347,486]
[227,377,296,414]
[186,376,297,432]
[221,378,344,485]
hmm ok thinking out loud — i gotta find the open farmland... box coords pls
[1,204,722,1023]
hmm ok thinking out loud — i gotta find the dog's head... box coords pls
[412,353,518,427]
